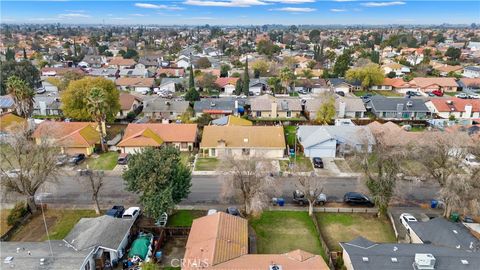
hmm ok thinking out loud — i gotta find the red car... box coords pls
[432,90,444,97]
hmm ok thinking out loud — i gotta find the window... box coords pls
[85,263,91,270]
[355,112,363,118]
[181,142,187,149]
[242,148,250,156]
[256,111,261,117]
[287,111,292,117]
[211,148,216,156]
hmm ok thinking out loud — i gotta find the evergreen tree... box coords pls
[188,65,195,90]
[242,58,250,95]
[23,48,27,60]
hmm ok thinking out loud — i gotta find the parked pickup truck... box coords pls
[293,190,327,206]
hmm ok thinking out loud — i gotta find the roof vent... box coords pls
[414,253,436,270]
[165,101,171,106]
[453,230,458,234]
[446,100,453,105]
[391,257,398,263]
[40,258,45,265]
[244,138,249,143]
[362,257,369,262]
[461,259,469,265]
[406,101,413,107]
[210,102,216,107]
[269,265,282,270]
[393,246,398,252]
[4,256,14,264]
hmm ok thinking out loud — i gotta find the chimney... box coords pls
[338,101,346,118]
[271,100,278,118]
[464,104,472,118]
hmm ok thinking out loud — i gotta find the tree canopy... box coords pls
[123,147,192,219]
[0,60,40,95]
[61,77,120,121]
[346,63,384,89]
[196,57,212,69]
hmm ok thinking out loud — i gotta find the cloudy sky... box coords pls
[1,1,479,25]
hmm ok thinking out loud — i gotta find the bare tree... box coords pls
[0,127,59,212]
[219,155,278,217]
[76,170,105,214]
[293,163,324,216]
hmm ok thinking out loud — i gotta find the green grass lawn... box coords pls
[316,213,396,251]
[334,159,352,173]
[444,92,457,96]
[180,152,193,167]
[284,126,297,148]
[372,90,403,97]
[86,152,119,170]
[251,211,325,258]
[353,91,377,97]
[279,154,313,172]
[45,210,98,240]
[195,158,219,171]
[166,210,205,227]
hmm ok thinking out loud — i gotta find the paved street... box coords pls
[0,174,440,207]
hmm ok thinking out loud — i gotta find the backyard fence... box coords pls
[0,212,32,241]
[310,213,335,270]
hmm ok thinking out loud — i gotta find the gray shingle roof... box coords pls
[408,218,480,250]
[341,237,480,270]
[64,215,135,251]
[194,98,247,113]
[366,96,429,112]
[143,98,189,114]
[250,95,302,112]
[0,95,15,109]
[298,125,375,149]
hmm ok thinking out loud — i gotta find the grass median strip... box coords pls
[195,158,219,171]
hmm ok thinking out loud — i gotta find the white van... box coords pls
[122,207,141,219]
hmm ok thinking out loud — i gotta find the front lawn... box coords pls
[167,210,205,227]
[284,126,297,148]
[372,90,403,97]
[194,158,219,171]
[353,91,377,97]
[86,152,119,170]
[250,211,325,258]
[316,213,396,251]
[279,154,313,172]
[12,209,98,241]
[334,159,352,173]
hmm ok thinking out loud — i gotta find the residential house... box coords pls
[434,65,463,77]
[0,95,15,113]
[425,98,480,119]
[108,57,136,69]
[41,79,59,92]
[88,68,118,79]
[138,56,160,68]
[157,67,185,77]
[175,55,192,69]
[117,93,142,120]
[305,96,366,119]
[117,123,197,153]
[32,122,100,155]
[193,98,246,118]
[63,215,137,270]
[159,78,184,92]
[405,218,480,250]
[328,78,362,93]
[215,77,239,95]
[248,78,267,95]
[295,79,330,94]
[115,77,155,93]
[183,212,329,270]
[0,112,26,139]
[410,77,458,93]
[382,62,411,77]
[143,98,190,121]
[463,66,480,78]
[297,125,375,158]
[458,78,480,92]
[32,95,62,117]
[250,95,302,119]
[211,115,253,126]
[367,121,423,147]
[340,237,480,270]
[369,78,404,91]
[118,65,149,78]
[200,125,286,158]
[365,96,431,120]
[81,55,107,68]
[41,67,85,77]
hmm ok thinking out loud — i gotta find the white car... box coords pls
[400,213,417,231]
[122,207,141,219]
[468,93,480,99]
[207,209,218,216]
[455,93,468,99]
[464,154,480,167]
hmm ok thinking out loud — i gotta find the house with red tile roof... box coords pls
[183,212,329,270]
[107,57,136,69]
[117,123,197,153]
[115,77,155,93]
[116,93,142,120]
[215,77,239,95]
[410,77,458,93]
[32,121,100,155]
[425,98,480,119]
[157,67,185,77]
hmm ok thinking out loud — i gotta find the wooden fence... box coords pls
[0,212,32,241]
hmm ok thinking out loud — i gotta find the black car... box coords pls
[69,154,86,165]
[226,207,241,216]
[361,93,373,100]
[343,192,374,207]
[117,153,129,165]
[312,157,324,169]
[336,91,345,97]
[106,205,125,218]
[293,190,327,206]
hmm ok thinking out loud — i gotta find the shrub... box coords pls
[7,202,28,226]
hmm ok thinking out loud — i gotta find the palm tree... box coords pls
[279,67,295,94]
[6,76,35,119]
[301,69,314,79]
[86,87,108,152]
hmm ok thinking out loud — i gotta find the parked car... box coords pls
[464,154,480,167]
[55,154,68,166]
[207,209,218,215]
[226,207,241,216]
[361,93,373,100]
[343,192,374,207]
[122,207,141,219]
[427,92,436,97]
[468,93,480,99]
[400,213,417,231]
[312,157,324,169]
[336,91,345,97]
[69,153,86,165]
[36,87,46,94]
[293,190,327,206]
[117,153,129,165]
[431,90,444,97]
[106,205,125,218]
[2,169,21,178]
[406,91,421,97]
[455,93,469,99]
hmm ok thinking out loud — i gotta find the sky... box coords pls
[1,1,479,25]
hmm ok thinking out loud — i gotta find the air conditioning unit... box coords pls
[406,101,413,107]
[414,253,436,270]
[210,102,216,107]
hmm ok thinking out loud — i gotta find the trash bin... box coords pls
[277,198,285,207]
[450,212,460,222]
[430,200,438,209]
